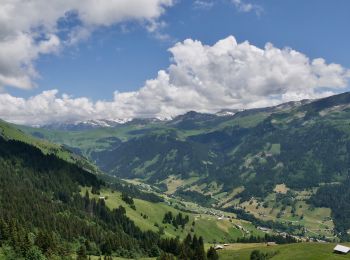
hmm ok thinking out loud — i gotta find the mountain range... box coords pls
[15,91,350,240]
[3,91,350,259]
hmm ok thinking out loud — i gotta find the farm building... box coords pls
[214,245,224,250]
[267,242,277,246]
[333,244,350,254]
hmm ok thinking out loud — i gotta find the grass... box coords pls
[81,187,258,243]
[88,256,155,260]
[235,188,335,239]
[217,112,270,129]
[161,175,200,195]
[269,143,281,155]
[218,242,350,260]
[273,184,289,194]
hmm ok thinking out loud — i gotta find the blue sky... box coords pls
[8,0,350,100]
[1,0,350,124]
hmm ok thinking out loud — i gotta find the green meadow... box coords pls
[218,242,350,260]
[81,187,260,243]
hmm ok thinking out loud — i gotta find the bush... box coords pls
[26,246,46,260]
[250,250,267,260]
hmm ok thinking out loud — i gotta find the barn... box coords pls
[214,245,224,250]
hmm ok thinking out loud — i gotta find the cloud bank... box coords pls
[1,36,349,125]
[0,0,173,90]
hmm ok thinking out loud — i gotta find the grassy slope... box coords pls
[219,243,350,260]
[238,195,334,238]
[81,187,263,243]
[0,120,99,173]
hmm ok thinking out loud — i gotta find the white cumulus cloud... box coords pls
[0,0,173,89]
[0,36,349,125]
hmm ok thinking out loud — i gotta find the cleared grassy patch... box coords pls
[81,187,249,243]
[217,113,270,129]
[219,242,350,260]
[274,184,289,194]
[161,175,200,195]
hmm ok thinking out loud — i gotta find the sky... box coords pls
[0,0,350,125]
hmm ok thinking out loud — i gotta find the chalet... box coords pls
[257,226,270,232]
[99,196,106,200]
[214,245,224,250]
[333,245,350,254]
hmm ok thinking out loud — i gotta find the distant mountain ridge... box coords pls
[42,118,132,131]
[38,107,277,131]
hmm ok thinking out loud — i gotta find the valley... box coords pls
[2,92,350,259]
[18,92,350,243]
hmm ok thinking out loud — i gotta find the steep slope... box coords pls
[0,134,222,259]
[0,119,99,174]
[93,131,215,182]
[0,136,154,258]
[90,92,350,194]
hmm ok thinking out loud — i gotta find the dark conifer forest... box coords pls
[0,137,206,259]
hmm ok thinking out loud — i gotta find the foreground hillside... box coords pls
[19,91,350,241]
[0,136,150,258]
[218,242,350,260]
[0,134,219,259]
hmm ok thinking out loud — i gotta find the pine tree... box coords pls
[77,244,88,260]
[207,247,219,260]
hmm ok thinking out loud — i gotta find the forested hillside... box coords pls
[0,137,210,259]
